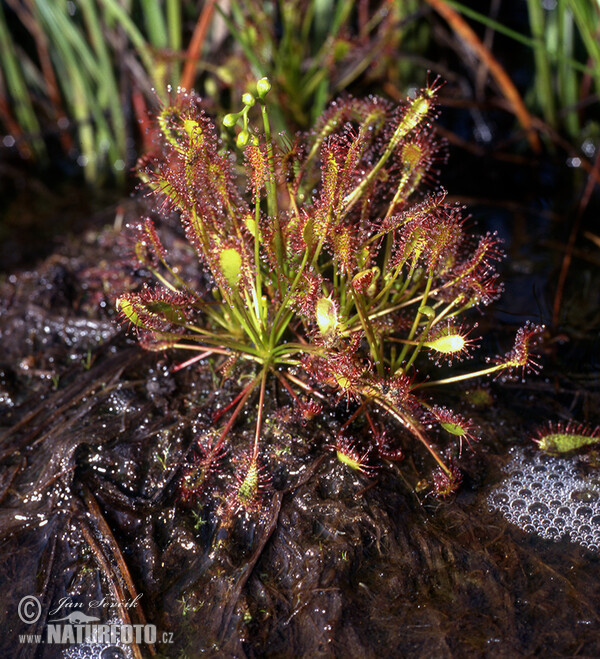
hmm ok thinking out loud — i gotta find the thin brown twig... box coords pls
[424,0,541,153]
[552,146,600,328]
[78,515,148,659]
[20,0,73,152]
[82,489,147,617]
[530,115,600,187]
[180,0,217,91]
[0,85,28,158]
[542,239,600,268]
[584,231,600,249]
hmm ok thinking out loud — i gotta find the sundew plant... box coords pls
[117,77,543,511]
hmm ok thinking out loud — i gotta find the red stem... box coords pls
[213,377,259,451]
[180,0,216,90]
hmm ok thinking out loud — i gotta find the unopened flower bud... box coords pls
[223,113,239,128]
[256,77,271,99]
[236,129,250,148]
[242,92,255,107]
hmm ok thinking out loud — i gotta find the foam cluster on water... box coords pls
[62,618,134,659]
[488,447,600,552]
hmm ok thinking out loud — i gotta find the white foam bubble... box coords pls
[487,447,600,551]
[62,617,134,658]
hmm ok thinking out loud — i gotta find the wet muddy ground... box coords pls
[1,185,599,659]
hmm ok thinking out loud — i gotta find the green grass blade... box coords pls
[567,0,600,91]
[79,0,127,181]
[444,0,595,76]
[97,0,161,91]
[557,0,579,135]
[0,1,45,159]
[526,0,556,126]
[166,0,182,85]
[35,0,120,182]
[141,0,168,48]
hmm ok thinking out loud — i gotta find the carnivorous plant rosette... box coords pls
[117,77,544,510]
